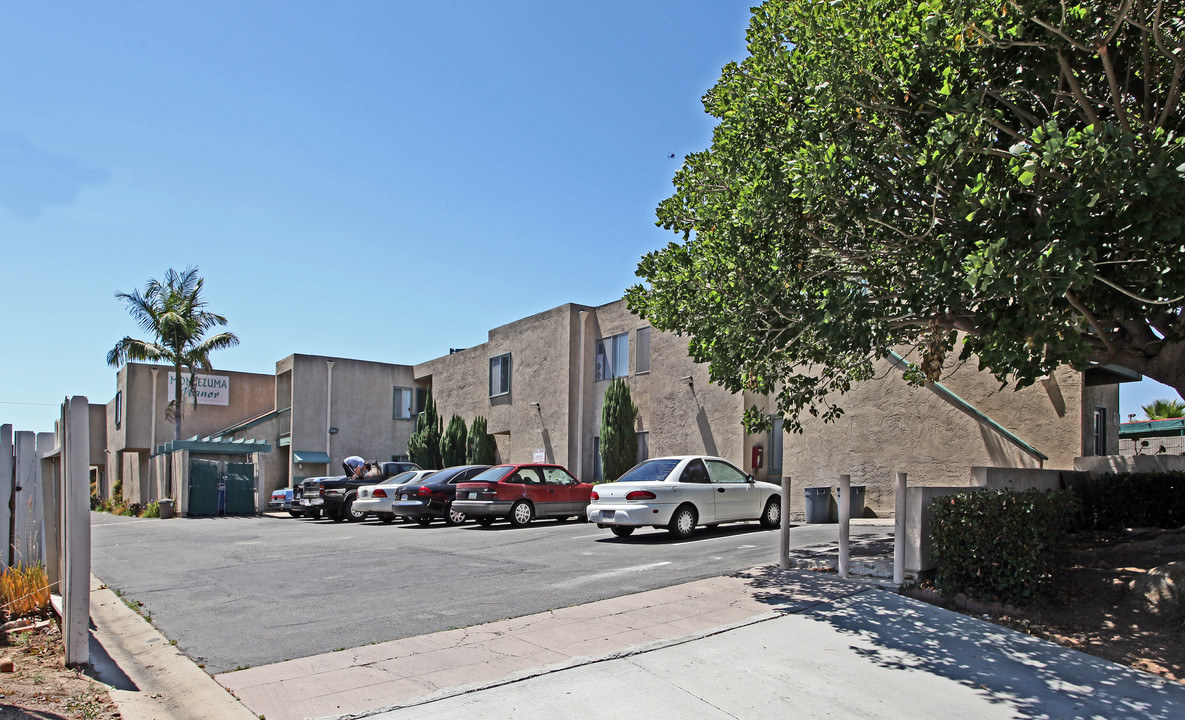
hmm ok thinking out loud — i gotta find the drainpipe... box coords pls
[576,311,587,478]
[326,361,335,460]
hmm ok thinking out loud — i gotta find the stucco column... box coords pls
[838,474,851,578]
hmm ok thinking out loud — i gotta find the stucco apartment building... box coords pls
[100,297,1127,516]
[416,298,1125,515]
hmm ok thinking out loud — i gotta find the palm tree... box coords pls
[106,267,239,441]
[1141,398,1185,421]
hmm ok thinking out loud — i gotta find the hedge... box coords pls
[930,488,1080,606]
[1086,471,1185,530]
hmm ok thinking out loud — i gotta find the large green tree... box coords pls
[629,0,1185,432]
[107,267,239,441]
[600,379,638,481]
[440,414,469,468]
[408,390,443,469]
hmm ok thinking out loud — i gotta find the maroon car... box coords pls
[452,464,592,527]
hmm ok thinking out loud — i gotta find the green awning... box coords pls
[292,450,332,464]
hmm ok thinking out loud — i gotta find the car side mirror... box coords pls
[746,474,755,483]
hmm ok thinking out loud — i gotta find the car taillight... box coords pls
[626,490,657,501]
[590,490,599,501]
[373,488,387,498]
[417,487,432,497]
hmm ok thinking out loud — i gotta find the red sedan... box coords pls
[452,464,592,527]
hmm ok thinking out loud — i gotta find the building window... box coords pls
[1093,407,1107,456]
[490,353,511,397]
[636,327,651,374]
[114,390,122,428]
[393,387,414,419]
[595,333,629,381]
[636,431,649,464]
[592,437,602,481]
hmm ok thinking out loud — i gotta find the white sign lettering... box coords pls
[167,372,230,406]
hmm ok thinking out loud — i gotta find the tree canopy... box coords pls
[408,390,443,469]
[107,266,239,441]
[628,0,1185,432]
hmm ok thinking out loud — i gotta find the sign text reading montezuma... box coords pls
[167,372,230,406]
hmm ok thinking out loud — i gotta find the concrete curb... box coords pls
[88,575,259,720]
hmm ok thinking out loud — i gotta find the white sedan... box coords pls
[354,470,436,522]
[587,456,781,539]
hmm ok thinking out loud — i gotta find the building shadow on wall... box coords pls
[694,390,718,457]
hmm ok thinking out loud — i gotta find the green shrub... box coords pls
[930,488,1080,606]
[600,378,638,481]
[440,414,468,468]
[143,501,160,519]
[466,416,497,465]
[1086,471,1185,530]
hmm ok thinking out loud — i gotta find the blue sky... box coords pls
[1,1,1178,433]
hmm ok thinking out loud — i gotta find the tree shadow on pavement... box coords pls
[736,565,1185,719]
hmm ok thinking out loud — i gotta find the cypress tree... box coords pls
[440,414,469,468]
[600,378,638,481]
[408,389,443,469]
[466,416,497,465]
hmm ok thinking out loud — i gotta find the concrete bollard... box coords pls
[780,475,791,570]
[894,472,907,584]
[838,474,850,578]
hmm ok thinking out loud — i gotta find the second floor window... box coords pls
[490,353,511,397]
[393,387,414,419]
[595,332,629,381]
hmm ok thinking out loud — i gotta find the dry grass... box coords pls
[0,564,50,617]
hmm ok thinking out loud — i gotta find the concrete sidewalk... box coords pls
[215,565,1185,720]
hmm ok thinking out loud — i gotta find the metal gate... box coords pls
[188,458,256,516]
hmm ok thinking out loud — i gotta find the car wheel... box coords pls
[611,526,635,538]
[477,517,494,527]
[379,513,395,524]
[668,505,697,539]
[343,495,366,523]
[508,500,534,527]
[415,516,432,526]
[445,503,466,526]
[760,497,781,528]
[308,508,322,520]
[287,510,302,518]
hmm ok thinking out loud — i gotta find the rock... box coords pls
[1128,561,1185,616]
[0,657,14,672]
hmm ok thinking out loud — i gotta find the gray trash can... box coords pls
[833,485,865,520]
[158,498,175,519]
[804,487,831,523]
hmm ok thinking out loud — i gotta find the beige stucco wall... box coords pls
[416,305,580,470]
[779,357,1088,516]
[282,354,418,479]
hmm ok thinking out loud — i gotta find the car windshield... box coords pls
[468,466,516,483]
[615,459,681,483]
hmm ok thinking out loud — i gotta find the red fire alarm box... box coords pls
[751,445,764,470]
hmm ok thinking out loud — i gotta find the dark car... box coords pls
[453,463,592,527]
[390,465,491,525]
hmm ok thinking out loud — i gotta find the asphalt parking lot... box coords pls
[91,511,889,674]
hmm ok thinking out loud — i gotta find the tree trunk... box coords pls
[174,361,183,442]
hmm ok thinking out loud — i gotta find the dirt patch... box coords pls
[906,527,1185,683]
[0,621,119,719]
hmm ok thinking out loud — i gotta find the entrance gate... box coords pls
[188,458,256,516]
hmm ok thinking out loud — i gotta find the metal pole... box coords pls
[894,471,907,584]
[780,475,791,570]
[838,473,850,578]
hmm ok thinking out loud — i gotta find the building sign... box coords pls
[533,449,546,463]
[167,372,230,406]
